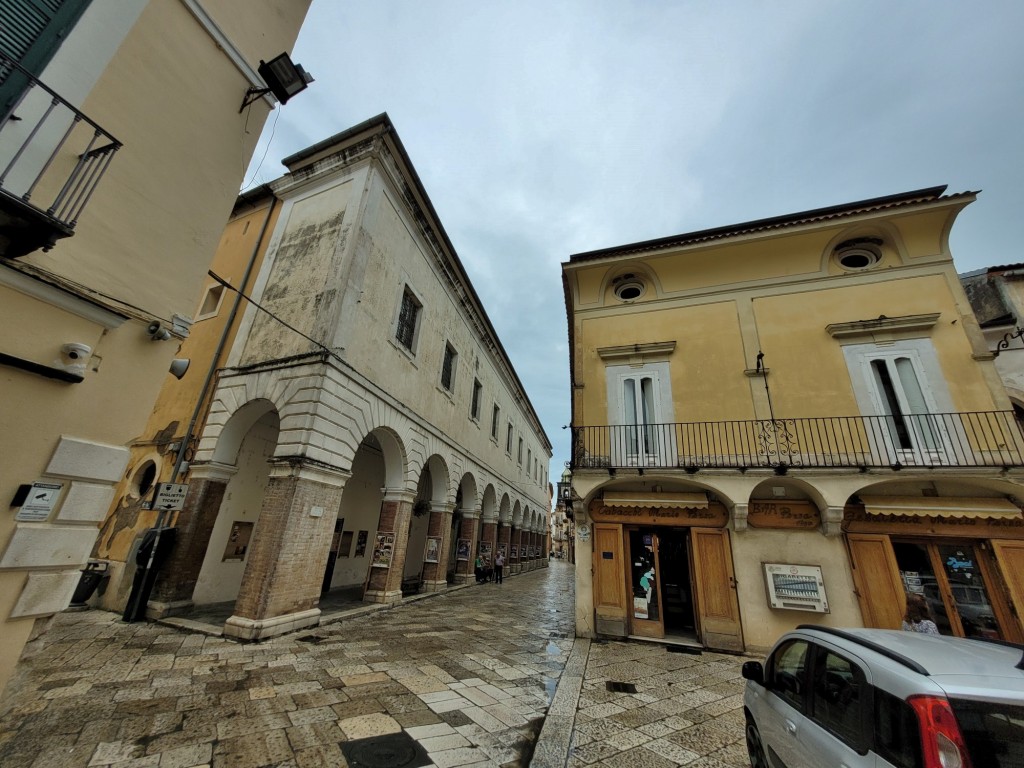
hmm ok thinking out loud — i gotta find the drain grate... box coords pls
[606,681,638,694]
[296,635,324,644]
[339,732,432,768]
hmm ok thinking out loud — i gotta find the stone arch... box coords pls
[458,472,479,511]
[498,493,512,524]
[211,398,277,466]
[512,500,523,527]
[368,426,408,491]
[422,454,451,504]
[481,484,498,522]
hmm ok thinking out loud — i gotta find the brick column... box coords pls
[529,530,538,570]
[147,461,235,618]
[364,488,416,604]
[512,526,523,574]
[497,523,511,576]
[480,516,498,576]
[421,501,455,593]
[542,525,549,568]
[224,458,350,641]
[453,506,481,584]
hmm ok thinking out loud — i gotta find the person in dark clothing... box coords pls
[494,550,505,584]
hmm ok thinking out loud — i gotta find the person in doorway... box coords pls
[475,554,485,583]
[494,550,505,584]
[902,592,940,635]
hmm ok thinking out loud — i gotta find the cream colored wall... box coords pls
[330,448,385,589]
[731,528,861,654]
[0,0,309,695]
[193,412,278,604]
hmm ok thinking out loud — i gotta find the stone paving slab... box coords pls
[1,563,750,767]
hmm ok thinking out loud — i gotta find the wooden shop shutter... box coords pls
[847,533,904,629]
[691,528,744,652]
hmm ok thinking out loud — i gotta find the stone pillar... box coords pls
[148,461,235,617]
[421,502,455,593]
[454,506,481,584]
[364,487,416,604]
[512,526,524,574]
[524,529,533,571]
[530,530,539,570]
[542,527,549,568]
[224,459,350,641]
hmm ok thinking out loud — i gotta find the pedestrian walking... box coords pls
[494,550,505,584]
[475,554,485,583]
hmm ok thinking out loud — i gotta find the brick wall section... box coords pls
[420,505,453,585]
[497,523,510,557]
[481,521,497,566]
[151,478,227,605]
[455,516,478,579]
[511,526,522,573]
[365,498,412,594]
[233,474,342,620]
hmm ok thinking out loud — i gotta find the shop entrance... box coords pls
[893,538,1006,640]
[626,527,697,641]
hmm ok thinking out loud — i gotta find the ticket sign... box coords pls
[152,483,189,511]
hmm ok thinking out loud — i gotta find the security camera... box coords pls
[56,342,92,375]
[147,322,172,341]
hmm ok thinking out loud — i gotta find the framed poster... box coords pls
[222,521,253,561]
[478,541,493,561]
[510,545,518,559]
[497,543,507,558]
[372,532,395,568]
[424,536,441,563]
[355,530,368,557]
[763,563,829,613]
[456,538,471,561]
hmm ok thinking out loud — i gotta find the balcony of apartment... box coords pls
[0,53,120,259]
[571,411,1024,473]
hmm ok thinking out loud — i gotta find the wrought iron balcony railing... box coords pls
[0,52,121,257]
[571,412,1024,472]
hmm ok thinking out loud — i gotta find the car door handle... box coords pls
[785,719,796,736]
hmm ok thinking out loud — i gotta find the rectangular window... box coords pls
[527,449,532,473]
[810,649,866,750]
[506,424,513,454]
[395,287,421,351]
[491,404,500,439]
[197,283,224,319]
[441,343,457,391]
[471,379,482,420]
[518,437,523,464]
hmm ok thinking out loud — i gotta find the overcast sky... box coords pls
[243,1,1024,490]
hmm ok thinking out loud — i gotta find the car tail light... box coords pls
[907,695,973,768]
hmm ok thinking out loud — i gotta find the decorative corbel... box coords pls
[821,506,844,537]
[732,502,749,532]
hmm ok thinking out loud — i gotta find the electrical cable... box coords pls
[242,107,281,191]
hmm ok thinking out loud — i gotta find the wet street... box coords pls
[0,562,748,767]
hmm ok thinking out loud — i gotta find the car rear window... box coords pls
[949,699,1024,767]
[874,688,922,768]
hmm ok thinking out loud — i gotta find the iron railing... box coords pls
[0,51,120,246]
[571,411,1024,471]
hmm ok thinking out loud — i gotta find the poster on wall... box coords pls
[424,536,441,563]
[456,538,471,561]
[763,563,829,613]
[510,545,518,559]
[497,543,507,558]
[222,521,253,561]
[371,533,395,568]
[355,530,368,557]
[479,541,493,561]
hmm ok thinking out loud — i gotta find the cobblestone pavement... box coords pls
[0,562,750,768]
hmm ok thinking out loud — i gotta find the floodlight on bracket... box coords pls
[239,52,314,113]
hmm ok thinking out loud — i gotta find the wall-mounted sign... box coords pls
[371,532,395,568]
[153,482,189,511]
[748,500,820,529]
[424,536,441,563]
[222,521,253,561]
[14,481,63,522]
[763,562,829,613]
[576,523,591,542]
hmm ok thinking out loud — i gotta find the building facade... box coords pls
[0,0,310,694]
[120,115,552,640]
[961,263,1024,413]
[563,186,1024,655]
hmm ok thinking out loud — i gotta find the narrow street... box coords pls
[0,562,748,768]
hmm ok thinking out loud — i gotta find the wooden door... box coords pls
[847,533,904,629]
[690,528,743,651]
[990,540,1024,641]
[593,523,626,635]
[627,530,665,638]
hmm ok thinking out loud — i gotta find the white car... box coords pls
[742,625,1024,768]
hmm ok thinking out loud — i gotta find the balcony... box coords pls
[571,412,1024,472]
[0,52,120,258]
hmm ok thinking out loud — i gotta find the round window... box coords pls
[132,460,158,498]
[612,273,646,301]
[834,238,882,271]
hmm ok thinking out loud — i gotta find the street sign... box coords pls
[152,482,189,511]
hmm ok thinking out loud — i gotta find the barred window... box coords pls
[441,343,457,391]
[395,288,421,351]
[471,379,482,420]
[491,404,500,439]
[506,424,514,453]
[518,437,523,464]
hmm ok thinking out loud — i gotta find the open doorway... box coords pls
[627,527,697,643]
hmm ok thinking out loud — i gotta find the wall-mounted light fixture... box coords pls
[239,52,314,112]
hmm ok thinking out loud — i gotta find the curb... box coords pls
[531,638,590,767]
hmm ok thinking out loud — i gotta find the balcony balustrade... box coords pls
[0,52,120,257]
[571,412,1024,472]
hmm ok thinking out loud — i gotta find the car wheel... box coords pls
[745,716,769,768]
